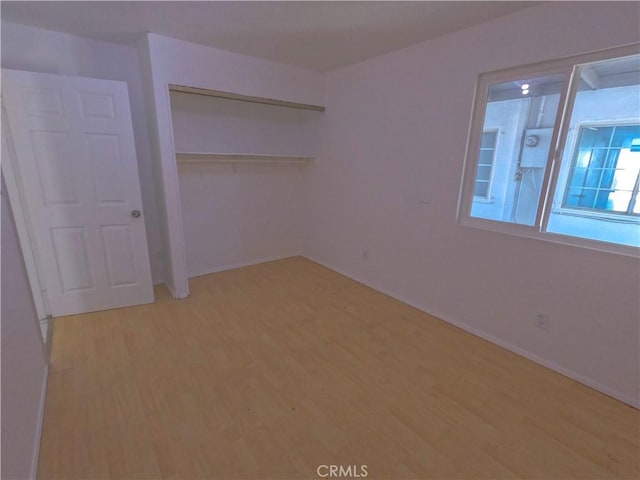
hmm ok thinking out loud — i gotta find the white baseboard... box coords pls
[38,318,48,342]
[44,317,54,360]
[303,255,639,409]
[30,364,49,480]
[187,252,302,279]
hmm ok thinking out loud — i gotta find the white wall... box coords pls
[1,175,48,480]
[1,22,165,284]
[304,2,640,406]
[139,33,325,296]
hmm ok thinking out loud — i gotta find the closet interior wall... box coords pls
[171,92,322,278]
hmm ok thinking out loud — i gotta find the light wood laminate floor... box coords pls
[38,257,639,479]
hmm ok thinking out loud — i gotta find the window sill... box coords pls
[551,207,640,224]
[459,215,640,258]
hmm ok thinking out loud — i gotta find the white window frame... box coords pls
[457,43,640,257]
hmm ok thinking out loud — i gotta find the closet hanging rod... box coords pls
[168,84,326,112]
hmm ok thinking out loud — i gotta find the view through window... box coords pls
[461,46,640,250]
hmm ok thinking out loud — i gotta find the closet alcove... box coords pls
[168,85,324,278]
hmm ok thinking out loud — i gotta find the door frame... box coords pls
[2,102,50,320]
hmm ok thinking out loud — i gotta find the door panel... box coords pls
[79,92,116,119]
[32,131,79,205]
[50,227,94,292]
[2,69,154,316]
[101,225,138,287]
[87,133,128,204]
[24,87,65,116]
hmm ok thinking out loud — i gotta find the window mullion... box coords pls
[627,170,640,214]
[539,65,583,233]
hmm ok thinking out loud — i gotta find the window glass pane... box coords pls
[568,167,588,188]
[608,191,633,212]
[476,165,492,182]
[564,186,584,207]
[478,149,494,166]
[481,131,497,148]
[579,126,613,148]
[612,125,640,147]
[548,54,640,247]
[575,149,592,168]
[474,181,489,197]
[470,73,564,224]
[612,163,637,191]
[605,149,621,169]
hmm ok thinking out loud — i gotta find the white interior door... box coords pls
[2,69,154,317]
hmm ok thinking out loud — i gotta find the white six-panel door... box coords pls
[2,69,154,316]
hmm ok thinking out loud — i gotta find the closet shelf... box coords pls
[169,84,325,112]
[176,152,316,164]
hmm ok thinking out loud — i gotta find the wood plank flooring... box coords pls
[37,257,639,479]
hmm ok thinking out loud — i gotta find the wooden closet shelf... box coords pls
[169,84,325,112]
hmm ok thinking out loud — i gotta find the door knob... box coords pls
[131,209,141,218]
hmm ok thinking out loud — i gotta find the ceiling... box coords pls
[1,1,537,72]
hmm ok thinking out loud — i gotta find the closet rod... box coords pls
[168,84,325,112]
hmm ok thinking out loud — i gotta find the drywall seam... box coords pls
[303,255,640,409]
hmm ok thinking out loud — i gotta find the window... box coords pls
[474,130,498,199]
[563,124,640,215]
[459,44,640,253]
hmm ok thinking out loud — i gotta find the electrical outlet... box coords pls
[362,249,369,261]
[534,311,549,330]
